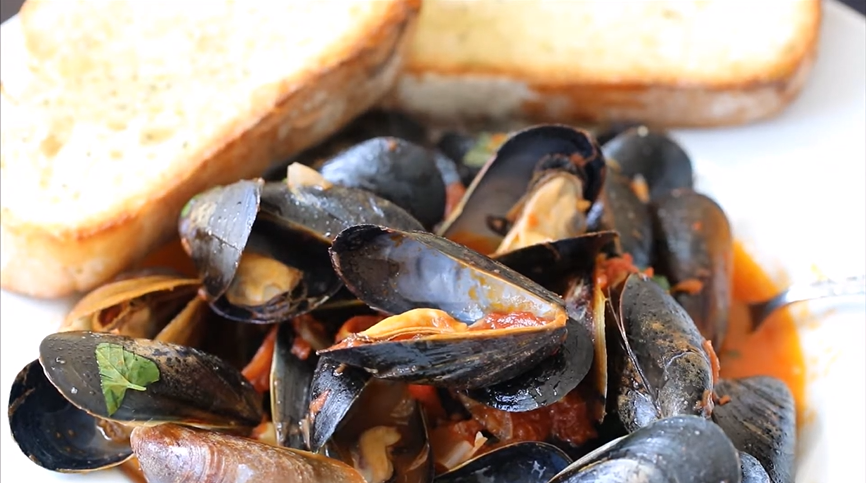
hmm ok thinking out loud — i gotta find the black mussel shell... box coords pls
[306,356,373,452]
[651,188,733,348]
[8,360,133,472]
[435,442,572,483]
[740,451,772,483]
[320,137,447,229]
[463,233,616,412]
[588,172,654,269]
[438,125,606,255]
[601,127,693,201]
[321,225,571,389]
[611,274,714,433]
[713,376,796,483]
[549,415,741,483]
[178,179,262,299]
[271,323,317,450]
[39,331,262,428]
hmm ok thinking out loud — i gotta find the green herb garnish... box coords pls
[651,275,671,291]
[95,342,160,416]
[462,132,506,168]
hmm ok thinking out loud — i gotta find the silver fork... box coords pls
[748,274,866,331]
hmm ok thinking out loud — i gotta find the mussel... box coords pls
[549,415,742,483]
[319,224,582,390]
[131,423,367,483]
[319,137,447,229]
[651,188,734,348]
[586,172,654,269]
[179,172,423,324]
[609,273,715,433]
[434,442,572,483]
[439,125,606,255]
[712,376,796,483]
[271,322,319,449]
[601,127,694,202]
[8,280,208,473]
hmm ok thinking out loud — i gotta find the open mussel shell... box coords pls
[39,331,262,428]
[307,356,374,452]
[8,360,133,472]
[434,441,572,483]
[611,274,714,433]
[61,274,200,335]
[271,322,317,450]
[131,423,366,483]
[601,127,693,202]
[462,233,616,412]
[178,178,262,300]
[322,224,570,389]
[438,125,606,255]
[326,379,433,483]
[549,415,741,483]
[319,137,447,229]
[712,376,796,483]
[651,188,733,348]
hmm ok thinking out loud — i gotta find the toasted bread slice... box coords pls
[0,0,421,298]
[383,0,821,128]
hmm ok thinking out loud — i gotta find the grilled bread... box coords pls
[0,0,421,298]
[384,0,821,128]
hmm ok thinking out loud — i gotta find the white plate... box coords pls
[1,1,864,482]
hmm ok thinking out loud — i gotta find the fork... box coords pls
[748,274,866,331]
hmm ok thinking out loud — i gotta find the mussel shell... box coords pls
[323,224,569,388]
[319,137,447,229]
[271,323,317,450]
[439,125,606,255]
[651,189,733,348]
[712,377,796,483]
[601,127,693,201]
[284,182,425,234]
[327,379,433,483]
[588,173,654,269]
[61,275,200,335]
[178,179,263,300]
[8,360,133,472]
[740,452,772,483]
[612,274,714,432]
[307,356,373,452]
[434,442,572,483]
[549,415,741,483]
[461,317,593,412]
[330,225,566,323]
[208,216,339,324]
[39,331,263,428]
[131,423,366,483]
[435,131,483,187]
[463,233,616,412]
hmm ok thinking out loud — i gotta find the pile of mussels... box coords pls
[8,115,797,483]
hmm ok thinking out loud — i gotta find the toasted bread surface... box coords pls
[0,0,421,298]
[384,0,821,127]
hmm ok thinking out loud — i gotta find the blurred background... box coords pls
[2,0,865,23]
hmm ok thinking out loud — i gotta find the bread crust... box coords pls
[1,0,422,298]
[384,0,821,128]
